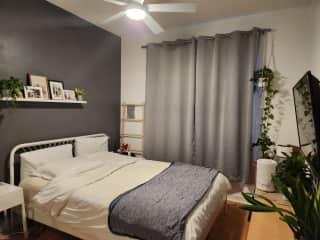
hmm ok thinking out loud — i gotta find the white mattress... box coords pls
[20,155,231,240]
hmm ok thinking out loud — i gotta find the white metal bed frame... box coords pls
[9,133,108,186]
[8,133,226,240]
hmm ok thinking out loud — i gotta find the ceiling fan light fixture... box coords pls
[126,8,146,20]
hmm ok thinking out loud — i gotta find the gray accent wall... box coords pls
[0,0,121,181]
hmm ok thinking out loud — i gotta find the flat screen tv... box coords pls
[293,71,320,157]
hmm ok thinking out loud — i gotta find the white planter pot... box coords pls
[256,158,278,192]
[77,95,83,101]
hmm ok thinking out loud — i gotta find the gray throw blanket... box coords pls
[108,162,219,240]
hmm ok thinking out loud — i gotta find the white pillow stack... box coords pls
[19,135,109,181]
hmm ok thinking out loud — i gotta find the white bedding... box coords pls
[20,152,231,240]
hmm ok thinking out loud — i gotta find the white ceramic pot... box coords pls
[77,95,83,101]
[256,158,278,192]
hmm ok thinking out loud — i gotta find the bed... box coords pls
[9,133,231,240]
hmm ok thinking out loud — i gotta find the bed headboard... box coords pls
[9,133,108,185]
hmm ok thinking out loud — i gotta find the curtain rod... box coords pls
[141,38,194,49]
[141,28,272,49]
[198,28,272,40]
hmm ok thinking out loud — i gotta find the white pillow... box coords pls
[20,144,73,180]
[74,136,109,157]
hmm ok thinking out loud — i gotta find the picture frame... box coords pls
[24,86,43,99]
[48,80,64,100]
[27,73,49,99]
[127,105,136,119]
[63,90,76,101]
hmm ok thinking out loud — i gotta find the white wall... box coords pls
[311,1,320,75]
[121,6,314,146]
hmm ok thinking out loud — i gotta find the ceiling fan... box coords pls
[102,0,197,34]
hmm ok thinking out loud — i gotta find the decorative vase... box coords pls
[256,159,277,192]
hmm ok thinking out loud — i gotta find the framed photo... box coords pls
[48,80,64,100]
[127,105,135,119]
[27,74,49,99]
[63,90,76,101]
[24,86,43,99]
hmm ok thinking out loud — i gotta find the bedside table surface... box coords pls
[0,182,24,212]
[255,189,290,207]
[0,182,22,196]
[0,182,29,238]
[247,189,294,240]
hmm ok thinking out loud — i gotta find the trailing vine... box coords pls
[251,66,278,156]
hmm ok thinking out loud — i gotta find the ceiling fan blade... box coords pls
[103,0,128,6]
[144,14,164,34]
[132,0,145,4]
[147,3,196,13]
[101,11,126,25]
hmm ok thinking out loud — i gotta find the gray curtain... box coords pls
[195,29,267,181]
[144,29,268,181]
[144,40,196,164]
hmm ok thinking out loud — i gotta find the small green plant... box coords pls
[275,152,313,192]
[0,76,23,107]
[239,152,320,240]
[251,66,278,156]
[74,88,85,101]
[74,88,85,96]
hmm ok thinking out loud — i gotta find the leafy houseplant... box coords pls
[251,66,278,157]
[74,87,85,101]
[0,77,23,107]
[239,152,320,240]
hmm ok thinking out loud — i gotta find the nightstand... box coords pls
[0,182,28,238]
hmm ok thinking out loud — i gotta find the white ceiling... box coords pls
[47,0,311,37]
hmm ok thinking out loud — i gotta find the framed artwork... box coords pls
[63,90,76,101]
[27,74,49,99]
[49,80,64,100]
[24,86,43,99]
[127,105,135,119]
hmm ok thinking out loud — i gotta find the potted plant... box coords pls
[239,152,320,240]
[251,67,279,190]
[0,77,23,106]
[251,66,278,158]
[74,87,85,101]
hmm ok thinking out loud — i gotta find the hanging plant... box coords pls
[251,66,278,156]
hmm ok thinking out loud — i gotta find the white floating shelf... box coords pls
[0,98,87,104]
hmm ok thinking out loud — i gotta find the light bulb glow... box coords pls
[126,8,146,20]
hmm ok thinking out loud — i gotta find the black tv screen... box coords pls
[293,71,320,156]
